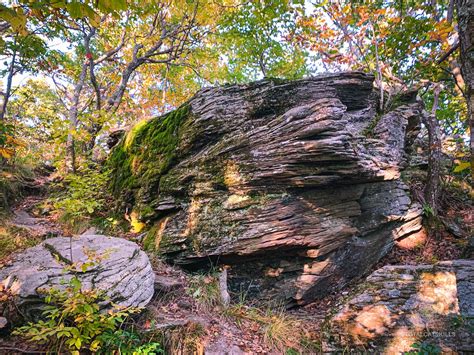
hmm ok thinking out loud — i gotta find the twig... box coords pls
[436,41,459,64]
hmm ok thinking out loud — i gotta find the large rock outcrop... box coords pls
[109,72,424,305]
[0,235,154,318]
[324,260,474,353]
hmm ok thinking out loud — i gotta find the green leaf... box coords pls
[80,4,101,27]
[192,288,201,298]
[98,0,127,13]
[74,337,82,349]
[0,5,27,35]
[66,2,83,19]
[70,277,82,291]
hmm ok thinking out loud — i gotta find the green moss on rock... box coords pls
[108,104,191,213]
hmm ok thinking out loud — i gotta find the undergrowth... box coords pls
[0,163,35,212]
[187,271,223,311]
[164,322,206,354]
[13,271,163,354]
[184,269,320,353]
[50,164,112,233]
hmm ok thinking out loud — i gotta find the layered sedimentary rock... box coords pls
[324,260,474,353]
[109,72,424,305]
[0,235,154,318]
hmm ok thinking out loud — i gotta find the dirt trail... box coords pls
[11,200,60,237]
[9,170,63,238]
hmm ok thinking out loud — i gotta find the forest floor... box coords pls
[0,178,472,354]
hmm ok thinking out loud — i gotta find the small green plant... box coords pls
[451,314,474,332]
[131,342,164,354]
[98,328,163,354]
[422,204,435,218]
[13,276,142,354]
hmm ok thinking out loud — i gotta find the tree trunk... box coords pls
[424,84,442,217]
[424,114,442,215]
[106,61,141,114]
[456,0,474,183]
[66,63,88,174]
[86,60,141,151]
[0,46,17,121]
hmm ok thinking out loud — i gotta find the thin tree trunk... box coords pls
[105,61,141,113]
[258,51,267,78]
[449,58,466,97]
[456,0,474,183]
[85,61,140,154]
[372,23,384,112]
[0,45,17,121]
[447,0,455,23]
[66,63,88,174]
[424,84,442,216]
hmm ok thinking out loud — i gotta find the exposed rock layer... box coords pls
[324,260,474,353]
[0,235,154,318]
[109,72,424,305]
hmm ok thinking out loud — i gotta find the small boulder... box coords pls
[0,235,155,319]
[324,260,474,353]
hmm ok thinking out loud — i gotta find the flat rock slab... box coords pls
[324,260,474,354]
[0,235,155,319]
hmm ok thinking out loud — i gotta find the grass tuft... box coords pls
[187,272,222,311]
[224,303,313,352]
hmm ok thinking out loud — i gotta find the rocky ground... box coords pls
[0,185,472,354]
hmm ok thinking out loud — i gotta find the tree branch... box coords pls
[436,41,459,64]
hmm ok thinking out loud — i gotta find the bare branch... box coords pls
[437,41,459,64]
[94,14,129,65]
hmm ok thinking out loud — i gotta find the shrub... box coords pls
[187,272,222,310]
[405,341,441,355]
[13,276,160,354]
[53,164,111,231]
[0,225,44,260]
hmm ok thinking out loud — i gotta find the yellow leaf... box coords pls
[0,147,14,159]
[453,161,470,173]
[130,211,145,233]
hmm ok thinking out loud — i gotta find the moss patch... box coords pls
[108,104,191,215]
